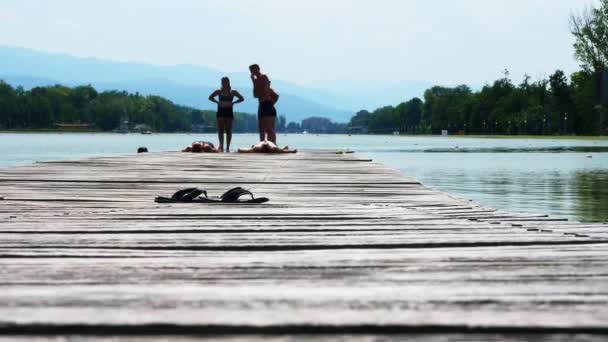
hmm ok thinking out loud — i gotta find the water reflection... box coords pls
[574,170,608,223]
[372,152,608,223]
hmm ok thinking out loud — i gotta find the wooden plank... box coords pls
[0,151,607,339]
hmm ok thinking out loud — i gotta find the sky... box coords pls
[0,0,597,85]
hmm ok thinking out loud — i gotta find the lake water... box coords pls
[1,133,607,223]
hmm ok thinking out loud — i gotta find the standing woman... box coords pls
[208,77,244,152]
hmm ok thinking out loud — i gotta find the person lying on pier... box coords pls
[238,140,297,154]
[181,141,219,153]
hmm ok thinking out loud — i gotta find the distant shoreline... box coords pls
[0,128,102,133]
[1,129,607,140]
[399,134,608,140]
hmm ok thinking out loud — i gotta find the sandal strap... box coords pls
[220,187,254,202]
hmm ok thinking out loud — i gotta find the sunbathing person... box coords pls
[238,140,297,154]
[182,141,219,153]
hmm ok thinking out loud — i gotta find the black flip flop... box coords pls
[220,187,269,203]
[155,187,207,203]
[155,187,268,204]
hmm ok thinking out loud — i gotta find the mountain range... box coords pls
[0,46,434,123]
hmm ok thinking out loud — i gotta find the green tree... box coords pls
[423,85,472,133]
[349,110,372,130]
[571,71,602,134]
[570,0,608,72]
[0,81,18,129]
[549,70,575,133]
[286,121,301,132]
[277,115,287,132]
[394,97,423,133]
[368,106,395,133]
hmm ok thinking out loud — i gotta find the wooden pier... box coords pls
[0,151,607,340]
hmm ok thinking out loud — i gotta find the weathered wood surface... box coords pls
[0,151,607,340]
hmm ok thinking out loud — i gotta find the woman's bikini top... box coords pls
[218,91,234,103]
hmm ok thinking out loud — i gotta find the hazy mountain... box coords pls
[89,79,348,124]
[0,46,436,121]
[304,80,435,110]
[0,75,59,89]
[0,46,221,85]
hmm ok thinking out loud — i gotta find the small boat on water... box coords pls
[141,131,153,135]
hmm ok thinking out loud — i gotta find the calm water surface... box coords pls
[1,133,607,223]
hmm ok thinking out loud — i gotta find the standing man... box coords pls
[249,64,279,143]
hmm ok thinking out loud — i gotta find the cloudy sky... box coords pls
[0,0,596,85]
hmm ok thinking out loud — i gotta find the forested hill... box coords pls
[0,81,278,132]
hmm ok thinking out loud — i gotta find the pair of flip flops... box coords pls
[155,187,269,204]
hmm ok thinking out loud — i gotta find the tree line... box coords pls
[0,80,344,134]
[0,82,291,133]
[350,69,606,135]
[350,1,608,136]
[286,116,347,133]
[3,74,602,135]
